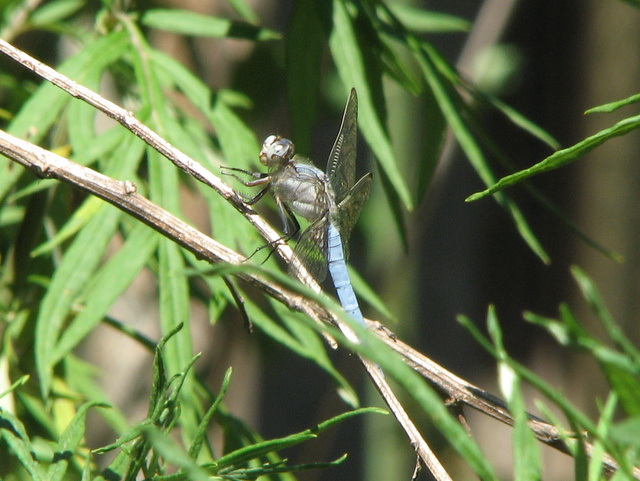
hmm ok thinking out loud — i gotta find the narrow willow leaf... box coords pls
[461,313,603,443]
[32,196,104,257]
[18,127,126,211]
[385,4,471,33]
[586,92,640,114]
[509,377,541,481]
[29,0,85,26]
[346,264,396,322]
[150,50,211,112]
[286,0,323,156]
[488,96,560,150]
[34,123,145,397]
[601,365,640,417]
[416,84,446,203]
[227,455,347,478]
[93,419,155,454]
[245,299,358,407]
[209,93,260,169]
[361,4,422,95]
[48,402,106,481]
[142,426,211,481]
[0,410,47,481]
[215,432,317,470]
[328,0,413,211]
[22,43,106,137]
[66,68,101,155]
[418,42,549,262]
[0,374,29,399]
[157,238,192,375]
[225,0,259,22]
[2,29,130,200]
[51,224,159,364]
[609,418,640,448]
[467,114,640,201]
[188,368,233,459]
[35,205,122,397]
[63,355,130,435]
[141,9,280,40]
[571,266,640,362]
[315,407,386,432]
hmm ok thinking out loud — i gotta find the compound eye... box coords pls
[274,139,294,158]
[259,135,295,166]
[263,134,278,149]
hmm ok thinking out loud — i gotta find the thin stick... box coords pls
[1,37,634,480]
[373,322,640,480]
[0,38,449,477]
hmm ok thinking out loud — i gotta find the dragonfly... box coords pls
[224,89,372,326]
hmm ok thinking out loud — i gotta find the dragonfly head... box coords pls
[259,135,295,167]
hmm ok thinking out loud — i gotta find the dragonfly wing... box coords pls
[335,172,372,258]
[327,88,358,204]
[290,221,328,282]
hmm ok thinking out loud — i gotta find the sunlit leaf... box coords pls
[141,9,280,40]
[467,114,640,201]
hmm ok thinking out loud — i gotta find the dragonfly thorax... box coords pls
[272,161,336,224]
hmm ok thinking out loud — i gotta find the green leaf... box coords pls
[2,29,130,200]
[32,196,104,257]
[0,410,47,481]
[209,92,260,170]
[0,374,29,399]
[157,237,193,370]
[51,223,159,364]
[225,0,259,23]
[286,0,323,156]
[216,408,380,470]
[586,92,640,113]
[601,364,640,417]
[141,9,280,40]
[385,4,471,33]
[216,433,317,470]
[47,402,106,481]
[29,0,85,26]
[66,67,101,155]
[142,426,211,481]
[347,264,396,323]
[188,368,232,459]
[609,417,640,448]
[467,114,640,201]
[460,311,604,450]
[415,82,446,203]
[587,394,617,481]
[571,266,640,363]
[35,204,122,397]
[491,311,542,481]
[485,95,559,150]
[246,298,359,407]
[328,0,413,211]
[511,377,542,481]
[418,42,549,262]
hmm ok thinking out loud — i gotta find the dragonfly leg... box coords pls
[243,200,303,267]
[277,198,301,236]
[245,233,290,263]
[221,167,271,204]
[220,166,266,181]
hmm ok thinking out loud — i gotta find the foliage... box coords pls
[0,0,639,480]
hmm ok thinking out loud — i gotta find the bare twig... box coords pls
[0,126,450,479]
[1,37,637,481]
[0,0,44,41]
[373,323,640,480]
[0,37,449,478]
